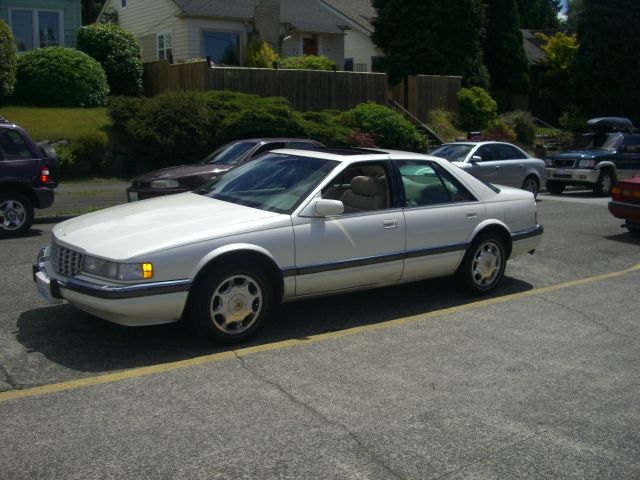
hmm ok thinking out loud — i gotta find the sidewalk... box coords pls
[35,180,130,223]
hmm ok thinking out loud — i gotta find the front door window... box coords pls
[303,36,318,56]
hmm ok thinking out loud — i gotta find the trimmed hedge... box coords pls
[12,47,109,107]
[457,87,497,131]
[279,55,337,71]
[78,23,143,97]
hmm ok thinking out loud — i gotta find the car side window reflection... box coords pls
[0,130,32,160]
[252,142,286,157]
[476,145,499,161]
[398,160,475,207]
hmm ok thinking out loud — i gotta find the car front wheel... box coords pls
[189,260,273,343]
[0,192,34,238]
[594,170,615,197]
[457,234,506,294]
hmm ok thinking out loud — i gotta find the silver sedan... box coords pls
[430,141,546,198]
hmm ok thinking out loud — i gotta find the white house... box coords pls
[98,0,350,66]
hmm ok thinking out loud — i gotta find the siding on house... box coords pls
[0,0,81,48]
[344,28,381,72]
[101,0,183,61]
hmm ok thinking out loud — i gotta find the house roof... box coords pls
[173,0,347,34]
[521,28,573,64]
[318,0,377,34]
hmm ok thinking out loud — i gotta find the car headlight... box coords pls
[82,256,153,280]
[578,159,595,168]
[150,179,180,189]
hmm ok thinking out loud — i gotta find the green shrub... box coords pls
[457,87,497,131]
[245,41,279,68]
[220,108,306,141]
[500,110,536,145]
[0,19,17,105]
[299,111,354,147]
[78,23,143,96]
[426,109,465,142]
[279,55,337,71]
[339,102,427,151]
[55,131,109,178]
[107,96,145,130]
[13,47,108,107]
[481,119,516,142]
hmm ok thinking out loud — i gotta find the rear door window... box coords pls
[0,130,33,160]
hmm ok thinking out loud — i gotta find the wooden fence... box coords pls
[143,60,461,117]
[390,75,462,122]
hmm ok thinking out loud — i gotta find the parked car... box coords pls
[608,175,640,232]
[429,141,545,198]
[0,117,59,238]
[34,147,543,343]
[126,138,325,202]
[546,117,640,196]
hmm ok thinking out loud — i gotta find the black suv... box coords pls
[546,117,640,196]
[0,117,59,237]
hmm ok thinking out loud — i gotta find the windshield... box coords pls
[588,132,622,151]
[195,153,338,214]
[430,144,474,162]
[201,141,258,165]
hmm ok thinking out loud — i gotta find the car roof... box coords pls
[438,141,518,147]
[267,147,445,163]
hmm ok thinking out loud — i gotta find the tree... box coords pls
[0,19,17,105]
[572,0,640,120]
[371,0,489,87]
[82,0,104,25]
[565,0,584,29]
[535,32,578,119]
[78,23,143,96]
[483,0,530,100]
[516,0,562,28]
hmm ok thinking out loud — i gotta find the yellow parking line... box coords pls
[1,263,639,404]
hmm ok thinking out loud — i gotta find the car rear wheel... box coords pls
[522,176,540,198]
[456,233,506,294]
[594,170,615,197]
[0,192,34,238]
[546,181,565,195]
[189,260,273,343]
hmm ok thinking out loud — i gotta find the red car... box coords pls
[609,176,640,232]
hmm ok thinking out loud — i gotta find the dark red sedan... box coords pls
[127,138,324,201]
[609,176,640,232]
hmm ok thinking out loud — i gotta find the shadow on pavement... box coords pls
[605,231,640,245]
[16,275,533,374]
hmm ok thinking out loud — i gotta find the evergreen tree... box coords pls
[371,0,489,87]
[572,0,640,120]
[565,0,584,29]
[483,0,530,99]
[516,0,562,28]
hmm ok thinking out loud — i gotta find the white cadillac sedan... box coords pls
[34,148,543,343]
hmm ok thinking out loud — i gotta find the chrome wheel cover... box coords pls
[471,241,502,289]
[0,199,27,232]
[209,274,263,334]
[523,178,538,196]
[599,173,612,193]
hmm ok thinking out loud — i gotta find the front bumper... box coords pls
[546,168,600,185]
[33,247,191,326]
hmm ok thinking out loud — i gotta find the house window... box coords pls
[354,63,368,72]
[121,0,128,7]
[344,58,353,71]
[303,36,318,56]
[157,32,173,61]
[202,31,240,65]
[9,9,62,52]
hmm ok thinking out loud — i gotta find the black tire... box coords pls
[188,260,274,344]
[456,233,506,294]
[0,192,34,238]
[522,175,540,198]
[546,181,565,195]
[594,170,615,197]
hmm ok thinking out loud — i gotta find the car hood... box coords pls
[551,150,614,160]
[132,163,232,182]
[53,193,286,260]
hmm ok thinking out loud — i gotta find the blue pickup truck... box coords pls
[545,117,640,196]
[0,117,59,237]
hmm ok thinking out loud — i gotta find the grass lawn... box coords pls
[0,106,110,141]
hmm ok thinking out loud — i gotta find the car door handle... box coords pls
[494,165,500,169]
[383,220,398,229]
[466,212,477,218]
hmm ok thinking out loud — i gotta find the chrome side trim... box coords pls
[405,243,469,259]
[511,225,544,241]
[609,200,640,211]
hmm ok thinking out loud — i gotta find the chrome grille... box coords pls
[51,243,84,277]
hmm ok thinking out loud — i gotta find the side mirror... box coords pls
[470,155,482,163]
[314,199,344,217]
